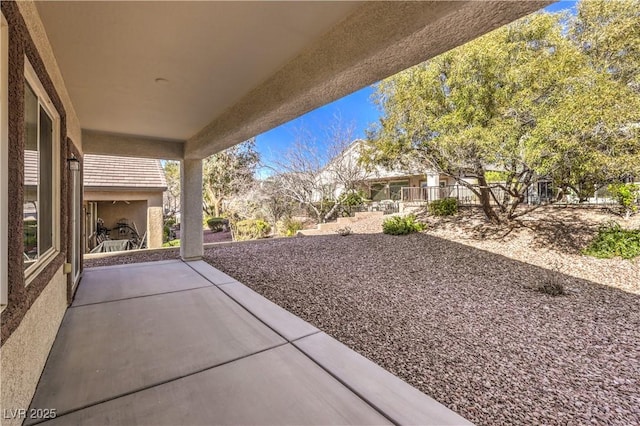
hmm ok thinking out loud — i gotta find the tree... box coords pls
[571,0,640,88]
[364,6,640,223]
[272,117,368,223]
[256,176,297,228]
[608,182,640,219]
[202,138,260,217]
[162,160,180,217]
[531,1,640,199]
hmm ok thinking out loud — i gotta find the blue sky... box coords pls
[255,1,578,172]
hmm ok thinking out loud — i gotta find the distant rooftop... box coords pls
[84,154,167,190]
[25,152,167,190]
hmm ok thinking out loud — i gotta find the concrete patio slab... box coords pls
[28,286,285,420]
[216,279,319,342]
[37,345,391,426]
[294,332,473,426]
[81,259,181,271]
[73,260,212,306]
[27,260,472,426]
[186,259,237,285]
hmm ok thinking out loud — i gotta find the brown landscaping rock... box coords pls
[84,207,640,425]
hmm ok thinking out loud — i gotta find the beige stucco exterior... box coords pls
[84,190,164,250]
[2,1,551,419]
[1,3,80,420]
[180,159,203,260]
[0,267,67,426]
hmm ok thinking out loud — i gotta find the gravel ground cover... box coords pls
[83,207,640,425]
[202,233,639,425]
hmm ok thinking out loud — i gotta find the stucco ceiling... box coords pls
[36,1,549,159]
[36,1,362,141]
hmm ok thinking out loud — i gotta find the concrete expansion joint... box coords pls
[289,339,400,426]
[68,284,215,309]
[26,341,291,426]
[290,330,322,343]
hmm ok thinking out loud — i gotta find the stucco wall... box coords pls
[96,200,147,240]
[0,266,66,426]
[1,1,81,418]
[85,190,164,249]
[147,193,163,249]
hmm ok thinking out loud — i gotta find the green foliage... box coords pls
[485,171,509,183]
[280,218,303,237]
[163,217,177,242]
[339,190,366,207]
[234,219,271,241]
[608,183,640,216]
[337,190,367,217]
[206,217,226,232]
[382,215,426,235]
[572,0,640,86]
[364,5,640,223]
[308,199,336,222]
[583,222,640,259]
[24,220,37,249]
[428,198,459,216]
[162,239,180,248]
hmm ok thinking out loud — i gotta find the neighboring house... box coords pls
[319,139,478,203]
[83,154,167,252]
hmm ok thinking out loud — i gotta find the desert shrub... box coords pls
[280,218,303,237]
[382,215,426,235]
[537,279,565,296]
[162,239,180,247]
[429,197,459,216]
[206,217,226,232]
[608,183,640,218]
[583,221,640,259]
[537,264,566,296]
[308,198,337,222]
[338,190,367,216]
[234,219,271,241]
[340,190,366,206]
[335,226,352,236]
[163,217,177,242]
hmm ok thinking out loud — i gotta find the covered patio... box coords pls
[1,2,550,423]
[26,259,469,425]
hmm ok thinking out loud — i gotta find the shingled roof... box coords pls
[83,154,167,190]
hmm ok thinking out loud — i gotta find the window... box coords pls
[23,59,59,278]
[389,180,409,201]
[1,12,8,306]
[370,183,387,201]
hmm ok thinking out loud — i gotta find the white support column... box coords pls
[426,173,440,201]
[180,159,203,261]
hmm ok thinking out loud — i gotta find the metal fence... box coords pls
[352,201,399,215]
[400,185,638,207]
[401,185,506,206]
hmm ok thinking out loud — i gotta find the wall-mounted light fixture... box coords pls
[67,154,80,172]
